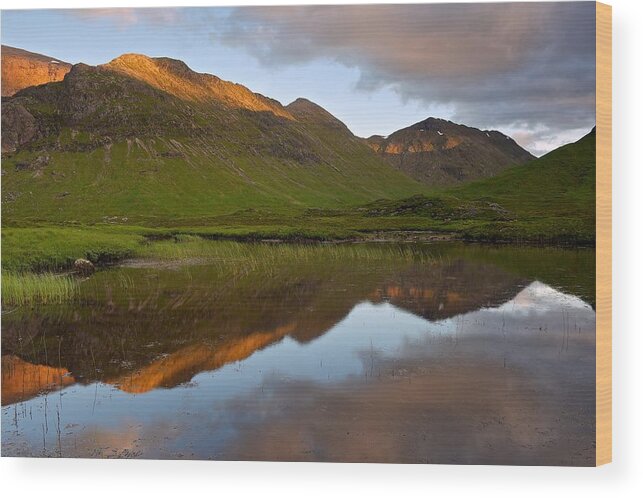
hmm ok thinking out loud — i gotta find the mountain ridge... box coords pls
[103,53,294,119]
[366,117,534,187]
[1,48,427,224]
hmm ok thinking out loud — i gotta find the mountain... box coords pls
[104,53,292,118]
[1,45,72,97]
[366,117,534,187]
[1,51,425,224]
[365,128,595,244]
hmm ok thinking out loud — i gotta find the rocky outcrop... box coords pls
[1,100,37,152]
[366,117,534,186]
[1,45,71,97]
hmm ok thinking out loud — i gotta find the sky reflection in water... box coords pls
[1,244,596,464]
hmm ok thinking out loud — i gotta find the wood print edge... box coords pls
[595,0,612,467]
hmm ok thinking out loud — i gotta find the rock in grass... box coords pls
[73,258,95,276]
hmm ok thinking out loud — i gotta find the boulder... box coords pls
[73,258,95,276]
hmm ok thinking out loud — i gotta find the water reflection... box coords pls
[1,243,595,464]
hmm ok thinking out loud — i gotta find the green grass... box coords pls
[446,128,596,243]
[139,236,435,266]
[297,128,596,245]
[1,271,78,306]
[0,237,437,306]
[1,130,596,286]
[1,231,438,305]
[3,57,595,250]
[1,226,145,272]
[1,132,427,226]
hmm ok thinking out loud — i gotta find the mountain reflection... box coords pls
[111,322,297,393]
[1,243,594,405]
[2,355,75,405]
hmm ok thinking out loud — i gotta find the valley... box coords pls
[1,47,596,294]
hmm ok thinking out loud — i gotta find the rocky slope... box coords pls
[1,45,71,97]
[104,53,292,119]
[286,98,350,131]
[367,117,534,187]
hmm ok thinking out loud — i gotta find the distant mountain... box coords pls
[366,117,534,187]
[1,45,72,97]
[1,50,425,224]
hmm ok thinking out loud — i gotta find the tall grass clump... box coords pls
[138,237,440,278]
[1,272,78,306]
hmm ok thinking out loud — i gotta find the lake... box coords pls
[1,242,596,464]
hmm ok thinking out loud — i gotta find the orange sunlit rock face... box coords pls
[111,322,297,394]
[365,117,534,187]
[445,136,463,149]
[104,54,294,120]
[1,355,75,405]
[1,45,71,97]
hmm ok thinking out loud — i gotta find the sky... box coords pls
[1,3,596,156]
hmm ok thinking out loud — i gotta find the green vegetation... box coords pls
[138,236,435,266]
[1,136,427,225]
[1,131,595,278]
[1,232,438,305]
[2,271,78,306]
[1,226,143,272]
[2,110,596,304]
[2,53,596,292]
[446,128,596,243]
[301,128,596,245]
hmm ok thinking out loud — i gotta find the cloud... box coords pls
[216,3,596,154]
[69,8,183,27]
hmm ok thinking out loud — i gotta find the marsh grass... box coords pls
[1,237,440,306]
[1,226,143,272]
[1,272,79,306]
[139,237,437,270]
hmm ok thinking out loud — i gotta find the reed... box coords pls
[139,237,437,270]
[1,272,78,306]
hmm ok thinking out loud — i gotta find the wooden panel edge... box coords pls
[595,1,612,467]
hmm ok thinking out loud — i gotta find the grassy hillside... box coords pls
[1,130,596,278]
[2,135,426,225]
[1,55,426,225]
[448,127,596,242]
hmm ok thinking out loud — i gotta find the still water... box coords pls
[1,242,596,464]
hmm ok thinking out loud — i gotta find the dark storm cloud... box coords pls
[216,2,596,154]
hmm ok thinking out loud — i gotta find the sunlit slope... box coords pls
[1,54,425,225]
[1,45,71,97]
[366,117,534,186]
